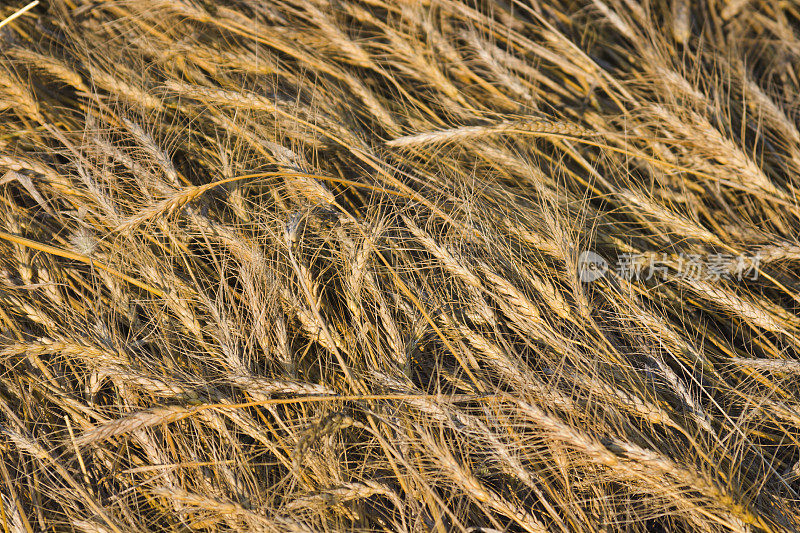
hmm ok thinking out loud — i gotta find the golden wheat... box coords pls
[1,0,800,531]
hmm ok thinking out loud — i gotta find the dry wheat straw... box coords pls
[2,1,800,530]
[75,406,195,447]
[87,67,161,110]
[729,358,800,374]
[8,47,88,92]
[417,429,550,533]
[387,119,595,147]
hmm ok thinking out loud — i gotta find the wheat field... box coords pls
[1,0,800,531]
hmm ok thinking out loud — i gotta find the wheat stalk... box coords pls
[387,119,596,148]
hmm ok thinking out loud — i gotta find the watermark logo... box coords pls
[577,250,762,283]
[577,250,609,282]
